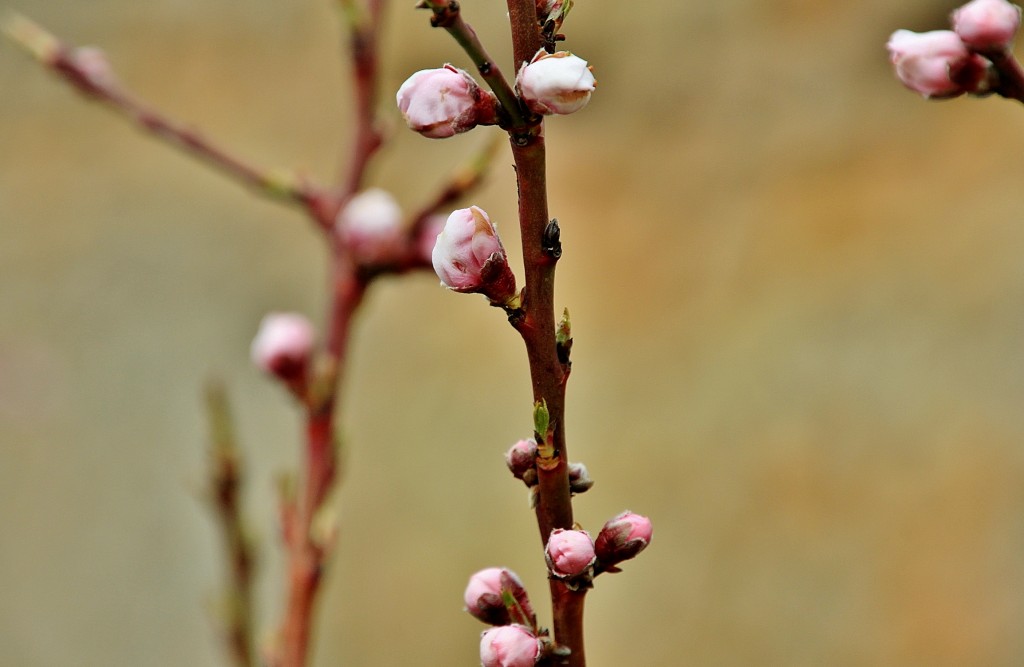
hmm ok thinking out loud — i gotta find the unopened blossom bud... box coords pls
[545,528,595,579]
[505,439,537,481]
[886,29,989,98]
[952,0,1022,51]
[516,50,595,115]
[464,567,536,626]
[336,188,404,264]
[480,625,540,667]
[567,461,593,494]
[595,511,653,567]
[432,206,517,304]
[250,313,316,381]
[396,65,498,139]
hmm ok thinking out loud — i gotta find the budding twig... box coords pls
[501,0,587,663]
[417,0,533,132]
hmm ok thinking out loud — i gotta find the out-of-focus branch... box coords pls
[204,381,257,667]
[409,134,503,235]
[3,14,327,210]
[336,0,386,196]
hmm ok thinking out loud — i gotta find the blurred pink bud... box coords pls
[396,65,497,138]
[545,529,595,579]
[480,625,540,667]
[505,439,537,481]
[71,46,117,90]
[595,511,652,566]
[952,0,1022,50]
[250,313,315,380]
[415,214,447,265]
[516,50,595,115]
[886,29,989,98]
[431,206,517,303]
[336,188,404,264]
[464,567,534,626]
[567,461,593,494]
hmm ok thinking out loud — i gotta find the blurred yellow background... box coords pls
[3,0,1024,665]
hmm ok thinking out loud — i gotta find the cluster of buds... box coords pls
[887,0,1021,98]
[464,568,545,667]
[543,512,654,586]
[396,52,595,139]
[505,439,592,504]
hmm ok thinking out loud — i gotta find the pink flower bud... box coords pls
[886,29,989,98]
[480,625,540,667]
[545,528,595,579]
[396,65,498,139]
[336,188,404,264]
[464,567,535,626]
[505,439,537,481]
[952,0,1022,51]
[250,313,315,381]
[595,511,652,567]
[516,50,595,115]
[431,206,517,304]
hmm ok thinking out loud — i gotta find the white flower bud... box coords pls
[336,188,404,264]
[516,50,595,115]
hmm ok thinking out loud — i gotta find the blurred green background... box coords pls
[3,0,1024,665]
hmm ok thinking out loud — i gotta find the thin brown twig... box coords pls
[408,135,503,236]
[419,0,532,133]
[205,382,257,667]
[337,0,386,196]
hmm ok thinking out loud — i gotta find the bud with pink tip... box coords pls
[505,439,537,482]
[396,65,498,139]
[464,567,535,626]
[516,50,595,115]
[336,188,404,264]
[250,313,316,382]
[545,528,596,580]
[886,29,990,98]
[595,511,653,568]
[431,206,517,304]
[952,0,1022,51]
[480,625,540,667]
